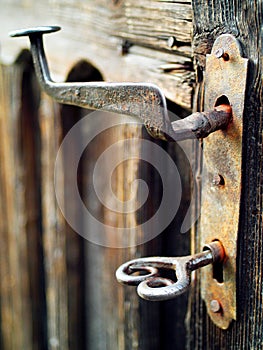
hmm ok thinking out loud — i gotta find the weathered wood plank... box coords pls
[42,0,192,53]
[40,94,68,350]
[114,0,192,47]
[0,63,34,349]
[188,1,263,349]
[83,123,141,349]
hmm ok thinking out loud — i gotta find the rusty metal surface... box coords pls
[171,104,231,140]
[10,26,231,142]
[200,34,248,329]
[116,241,224,301]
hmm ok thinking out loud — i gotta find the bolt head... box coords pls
[167,36,176,48]
[215,48,224,58]
[214,48,230,61]
[210,299,221,313]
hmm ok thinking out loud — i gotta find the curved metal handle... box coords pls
[10,26,232,141]
[116,241,225,301]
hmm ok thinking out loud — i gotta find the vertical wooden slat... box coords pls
[40,94,68,350]
[83,122,147,350]
[0,62,33,349]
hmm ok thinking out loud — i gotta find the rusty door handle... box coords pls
[10,26,231,141]
[115,241,225,301]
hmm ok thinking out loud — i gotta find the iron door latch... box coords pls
[11,28,248,329]
[10,26,231,142]
[116,34,248,330]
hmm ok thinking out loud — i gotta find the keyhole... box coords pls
[212,240,224,283]
[214,94,230,108]
[203,240,224,283]
[213,259,224,283]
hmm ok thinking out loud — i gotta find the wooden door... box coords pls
[0,1,262,350]
[188,2,263,349]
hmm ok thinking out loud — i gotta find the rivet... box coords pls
[214,48,229,61]
[167,36,176,48]
[212,174,225,186]
[210,299,221,313]
[215,48,224,58]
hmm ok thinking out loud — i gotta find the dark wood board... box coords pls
[188,1,263,349]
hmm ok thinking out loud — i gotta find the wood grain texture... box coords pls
[188,1,263,349]
[0,59,47,349]
[40,94,68,350]
[0,61,31,350]
[83,123,145,350]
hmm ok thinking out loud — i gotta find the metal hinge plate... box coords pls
[200,34,248,329]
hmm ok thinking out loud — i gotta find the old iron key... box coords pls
[10,26,231,141]
[116,241,225,301]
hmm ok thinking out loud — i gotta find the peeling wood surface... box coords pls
[188,1,263,349]
[0,0,194,109]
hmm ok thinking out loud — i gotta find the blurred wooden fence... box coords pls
[0,52,191,350]
[1,1,262,350]
[0,1,194,349]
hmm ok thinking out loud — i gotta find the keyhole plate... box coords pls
[200,34,248,329]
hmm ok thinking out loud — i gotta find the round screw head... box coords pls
[210,299,221,313]
[215,48,224,58]
[9,26,61,38]
[214,48,229,61]
[167,36,176,48]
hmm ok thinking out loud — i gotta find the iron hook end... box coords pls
[9,26,61,38]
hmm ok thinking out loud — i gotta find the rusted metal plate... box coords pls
[200,34,248,329]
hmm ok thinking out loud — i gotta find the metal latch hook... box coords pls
[10,26,232,141]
